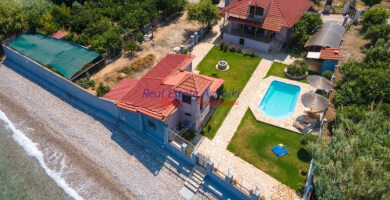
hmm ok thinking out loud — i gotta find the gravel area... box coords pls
[0,62,190,199]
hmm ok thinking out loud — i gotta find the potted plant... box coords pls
[284,60,309,80]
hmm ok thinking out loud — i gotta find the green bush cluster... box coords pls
[229,45,236,52]
[0,0,186,57]
[321,70,333,80]
[286,60,308,76]
[334,39,390,110]
[364,24,390,44]
[219,40,229,51]
[76,73,95,89]
[182,129,196,141]
[124,40,141,56]
[361,8,389,31]
[290,13,322,51]
[250,50,255,57]
[96,82,110,97]
[300,133,318,145]
[241,49,247,56]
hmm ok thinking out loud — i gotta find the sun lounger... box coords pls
[297,115,318,124]
[294,115,319,133]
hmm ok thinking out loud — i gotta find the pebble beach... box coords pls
[0,62,205,200]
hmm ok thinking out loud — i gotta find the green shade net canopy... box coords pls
[9,33,99,79]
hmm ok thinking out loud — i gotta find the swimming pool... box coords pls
[258,81,301,120]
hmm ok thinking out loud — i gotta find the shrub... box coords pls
[250,50,255,57]
[364,24,390,44]
[223,43,228,52]
[129,54,155,72]
[361,8,389,30]
[212,0,220,4]
[184,49,190,54]
[321,70,333,80]
[301,133,318,145]
[182,129,196,141]
[229,45,235,52]
[219,40,228,50]
[219,41,225,50]
[241,49,247,56]
[336,105,367,123]
[291,13,323,50]
[75,73,95,89]
[185,147,194,156]
[287,60,308,76]
[96,82,110,97]
[124,40,141,56]
[136,32,144,43]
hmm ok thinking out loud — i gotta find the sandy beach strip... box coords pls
[0,62,196,200]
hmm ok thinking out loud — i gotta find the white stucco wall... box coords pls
[165,109,182,130]
[275,27,291,42]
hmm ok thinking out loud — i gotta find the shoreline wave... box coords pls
[0,109,83,200]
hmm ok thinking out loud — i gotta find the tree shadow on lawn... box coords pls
[297,148,311,163]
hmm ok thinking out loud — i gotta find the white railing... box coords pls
[199,104,210,122]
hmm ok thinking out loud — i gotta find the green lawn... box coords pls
[197,46,261,139]
[264,62,308,83]
[227,109,311,193]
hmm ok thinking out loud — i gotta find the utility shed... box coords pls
[305,22,345,49]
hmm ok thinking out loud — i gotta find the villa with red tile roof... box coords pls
[220,0,312,52]
[103,54,224,145]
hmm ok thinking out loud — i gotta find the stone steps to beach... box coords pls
[180,165,207,199]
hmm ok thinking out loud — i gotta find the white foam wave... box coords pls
[0,110,83,200]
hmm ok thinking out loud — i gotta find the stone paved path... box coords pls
[191,20,223,68]
[196,58,301,200]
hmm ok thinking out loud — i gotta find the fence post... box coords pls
[207,160,214,173]
[194,32,198,46]
[353,10,361,24]
[342,3,350,15]
[181,143,187,154]
[192,150,199,164]
[342,15,349,27]
[180,45,185,55]
[251,187,261,200]
[190,35,195,48]
[225,171,233,185]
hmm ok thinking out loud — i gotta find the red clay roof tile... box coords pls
[103,54,224,121]
[320,48,341,60]
[221,0,312,32]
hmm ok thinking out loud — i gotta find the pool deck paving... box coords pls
[196,58,303,200]
[250,76,316,133]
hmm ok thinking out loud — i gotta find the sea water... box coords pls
[0,110,79,200]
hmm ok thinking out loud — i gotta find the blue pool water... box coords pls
[258,81,301,120]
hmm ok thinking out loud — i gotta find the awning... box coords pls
[307,52,321,59]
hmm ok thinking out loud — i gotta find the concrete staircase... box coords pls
[184,165,207,193]
[271,39,283,53]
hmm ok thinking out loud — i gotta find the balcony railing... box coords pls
[225,23,271,43]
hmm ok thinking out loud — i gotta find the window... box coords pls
[182,95,192,104]
[147,120,156,130]
[185,113,191,117]
[249,6,264,17]
[239,38,245,45]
